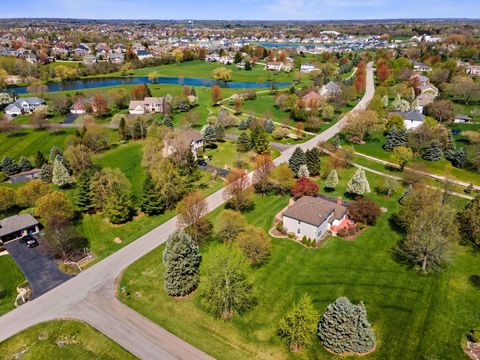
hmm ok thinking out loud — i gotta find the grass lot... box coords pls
[128,60,297,83]
[0,128,77,160]
[0,320,136,360]
[119,167,478,360]
[0,256,25,316]
[347,130,480,186]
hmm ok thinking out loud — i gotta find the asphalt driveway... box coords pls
[4,237,72,298]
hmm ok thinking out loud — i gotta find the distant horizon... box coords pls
[1,0,479,21]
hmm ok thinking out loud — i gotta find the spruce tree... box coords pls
[118,117,127,140]
[106,190,133,224]
[0,156,19,176]
[52,155,73,187]
[18,156,33,172]
[213,122,225,141]
[288,147,307,176]
[325,169,339,190]
[251,126,270,154]
[162,115,173,128]
[236,132,252,152]
[140,174,166,215]
[264,119,275,134]
[163,230,201,297]
[39,163,53,182]
[239,118,249,130]
[333,134,341,149]
[318,297,376,355]
[451,147,467,168]
[35,151,47,168]
[305,148,321,176]
[203,124,216,147]
[75,171,93,212]
[179,149,198,177]
[49,146,62,162]
[383,125,398,151]
[423,140,443,161]
[346,168,371,196]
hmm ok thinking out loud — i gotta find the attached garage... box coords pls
[0,214,40,244]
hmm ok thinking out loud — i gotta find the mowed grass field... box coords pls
[0,256,25,316]
[0,320,136,360]
[119,169,478,360]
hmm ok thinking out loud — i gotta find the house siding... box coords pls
[283,215,329,240]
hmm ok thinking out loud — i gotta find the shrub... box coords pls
[468,328,480,343]
[288,232,296,239]
[235,225,271,266]
[347,198,381,225]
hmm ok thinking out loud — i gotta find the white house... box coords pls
[5,97,45,117]
[282,196,349,240]
[413,61,432,72]
[300,63,319,73]
[128,100,146,115]
[128,97,170,115]
[265,61,284,72]
[394,110,425,130]
[454,115,472,123]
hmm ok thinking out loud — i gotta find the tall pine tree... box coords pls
[106,190,134,224]
[75,171,93,212]
[18,156,33,172]
[236,131,252,152]
[251,126,270,154]
[163,230,201,297]
[423,140,443,161]
[203,125,216,147]
[288,147,307,176]
[52,155,73,187]
[305,148,321,176]
[0,156,19,175]
[35,151,47,168]
[140,174,166,215]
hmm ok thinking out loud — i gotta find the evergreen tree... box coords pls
[49,146,62,162]
[239,118,249,130]
[234,51,242,64]
[140,174,166,215]
[118,117,127,140]
[18,156,33,172]
[423,140,443,161]
[305,148,321,176]
[163,230,201,297]
[0,156,19,176]
[251,126,270,154]
[333,134,341,149]
[105,190,133,224]
[264,119,275,133]
[458,194,480,248]
[203,124,216,147]
[162,115,173,128]
[383,125,407,151]
[39,163,53,182]
[236,131,252,152]
[297,165,310,178]
[52,155,73,187]
[213,122,225,141]
[288,147,307,176]
[346,168,371,196]
[278,294,319,352]
[74,171,93,212]
[318,297,376,355]
[399,184,412,205]
[325,169,339,190]
[180,149,198,177]
[35,151,47,168]
[451,147,467,168]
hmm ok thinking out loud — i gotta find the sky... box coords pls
[1,0,480,20]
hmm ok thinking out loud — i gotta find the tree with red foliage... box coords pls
[131,84,150,100]
[91,94,109,115]
[291,177,319,199]
[211,84,222,105]
[354,71,366,93]
[347,197,381,225]
[377,62,390,83]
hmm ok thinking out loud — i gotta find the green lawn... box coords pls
[128,60,297,83]
[348,130,480,186]
[0,256,25,316]
[0,129,76,161]
[119,168,478,360]
[0,320,136,360]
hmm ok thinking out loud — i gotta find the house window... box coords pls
[297,228,300,234]
[298,220,301,225]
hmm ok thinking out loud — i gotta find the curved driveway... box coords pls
[0,63,375,359]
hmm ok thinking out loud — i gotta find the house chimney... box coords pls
[336,196,342,205]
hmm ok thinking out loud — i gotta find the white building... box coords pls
[300,63,319,73]
[265,61,284,72]
[394,110,425,130]
[282,196,349,240]
[5,97,45,117]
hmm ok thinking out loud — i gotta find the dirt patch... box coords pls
[466,341,480,360]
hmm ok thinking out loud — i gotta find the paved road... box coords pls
[0,63,375,359]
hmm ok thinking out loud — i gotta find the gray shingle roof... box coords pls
[0,214,39,237]
[394,110,425,122]
[283,196,347,227]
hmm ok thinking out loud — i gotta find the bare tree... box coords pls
[176,190,209,244]
[223,168,253,211]
[253,154,274,195]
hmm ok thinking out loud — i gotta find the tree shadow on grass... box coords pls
[6,131,28,138]
[468,275,480,289]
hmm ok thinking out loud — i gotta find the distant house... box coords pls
[108,53,125,64]
[136,50,153,61]
[265,61,284,72]
[320,81,341,98]
[394,110,425,130]
[412,92,436,112]
[83,55,97,65]
[5,97,45,117]
[454,115,472,123]
[128,97,170,115]
[282,196,350,240]
[205,54,220,62]
[301,91,323,110]
[0,214,40,244]
[466,65,480,76]
[163,130,203,159]
[70,98,92,114]
[300,63,319,73]
[413,61,432,72]
[219,56,234,65]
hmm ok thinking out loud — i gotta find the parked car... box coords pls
[197,159,207,166]
[21,235,39,248]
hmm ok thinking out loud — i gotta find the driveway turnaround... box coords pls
[4,238,72,298]
[0,64,375,360]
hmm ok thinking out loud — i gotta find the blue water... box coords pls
[11,76,292,94]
